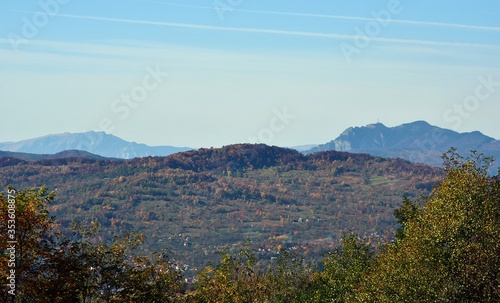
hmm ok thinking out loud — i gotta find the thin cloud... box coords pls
[148,1,500,32]
[8,11,500,50]
[10,10,345,39]
[49,13,500,49]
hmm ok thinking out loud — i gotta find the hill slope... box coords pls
[0,144,444,272]
[0,131,191,159]
[308,121,500,169]
[0,149,120,165]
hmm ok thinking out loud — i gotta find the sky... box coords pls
[1,0,500,148]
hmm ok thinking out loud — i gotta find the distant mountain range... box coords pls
[0,132,191,159]
[0,150,122,166]
[307,121,500,170]
[2,122,499,169]
[290,144,319,152]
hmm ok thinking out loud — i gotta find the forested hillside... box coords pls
[0,144,443,272]
[1,149,498,302]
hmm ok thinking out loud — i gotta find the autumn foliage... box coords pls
[1,149,499,302]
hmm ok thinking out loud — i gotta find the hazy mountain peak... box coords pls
[307,121,499,171]
[0,132,191,159]
[366,122,387,129]
[339,127,355,137]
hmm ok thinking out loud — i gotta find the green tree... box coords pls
[357,150,500,302]
[0,186,183,303]
[264,248,313,303]
[87,232,183,303]
[193,245,263,303]
[393,196,419,241]
[191,245,313,303]
[308,234,373,302]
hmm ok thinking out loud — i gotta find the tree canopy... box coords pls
[1,150,498,302]
[357,150,500,302]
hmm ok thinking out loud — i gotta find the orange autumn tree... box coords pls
[0,186,183,303]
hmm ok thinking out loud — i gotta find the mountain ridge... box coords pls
[3,121,499,168]
[307,121,500,170]
[0,131,192,159]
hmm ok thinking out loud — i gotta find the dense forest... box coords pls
[0,145,443,272]
[1,149,498,302]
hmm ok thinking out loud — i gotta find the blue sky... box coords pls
[1,0,500,148]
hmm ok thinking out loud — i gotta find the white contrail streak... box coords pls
[9,11,500,50]
[148,1,500,32]
[52,13,500,49]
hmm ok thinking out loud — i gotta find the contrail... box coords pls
[148,1,500,32]
[10,11,500,50]
[54,13,500,49]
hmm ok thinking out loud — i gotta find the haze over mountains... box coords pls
[0,149,118,164]
[1,121,500,170]
[0,131,191,159]
[1,121,498,273]
[307,121,500,170]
